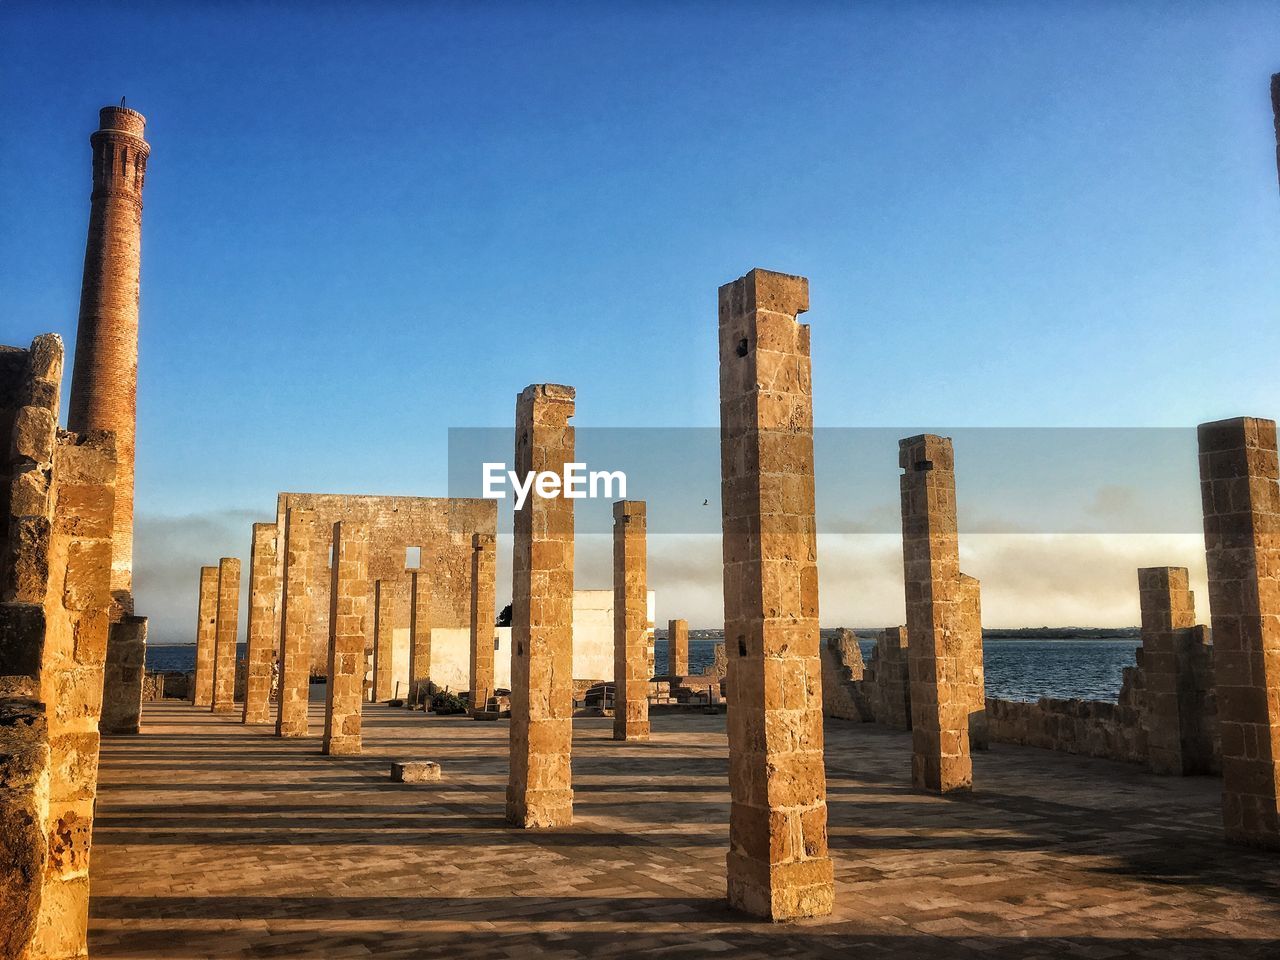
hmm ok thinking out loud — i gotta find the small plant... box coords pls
[430,690,467,715]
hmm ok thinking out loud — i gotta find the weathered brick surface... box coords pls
[276,508,316,738]
[372,578,409,702]
[901,434,974,793]
[191,566,217,707]
[469,533,496,714]
[506,383,575,829]
[821,629,871,722]
[323,522,369,756]
[211,557,241,713]
[273,494,496,675]
[862,627,912,730]
[718,269,832,920]
[613,500,650,742]
[1197,416,1280,848]
[67,106,148,615]
[667,619,688,677]
[242,524,279,724]
[958,574,988,750]
[0,696,49,960]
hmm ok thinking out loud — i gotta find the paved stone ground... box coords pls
[90,702,1280,959]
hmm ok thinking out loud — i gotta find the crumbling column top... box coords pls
[518,383,575,404]
[718,268,809,318]
[613,499,646,520]
[898,434,954,471]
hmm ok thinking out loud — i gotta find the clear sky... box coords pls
[3,1,1279,638]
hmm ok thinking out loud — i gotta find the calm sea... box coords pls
[147,636,1141,703]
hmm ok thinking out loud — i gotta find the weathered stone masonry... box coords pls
[242,523,279,724]
[276,507,316,738]
[668,618,689,676]
[506,384,575,829]
[0,334,118,960]
[271,494,496,680]
[372,578,408,702]
[901,434,974,793]
[191,565,217,708]
[211,557,241,713]
[718,269,833,921]
[1139,567,1215,776]
[323,521,369,756]
[469,533,496,714]
[1198,416,1280,848]
[613,500,649,742]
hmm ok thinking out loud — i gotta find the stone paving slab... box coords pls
[88,702,1280,958]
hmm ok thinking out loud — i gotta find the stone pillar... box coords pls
[1138,566,1214,776]
[408,570,431,707]
[506,383,575,829]
[324,521,369,755]
[210,558,241,713]
[68,105,149,614]
[0,332,119,960]
[100,616,147,734]
[242,523,279,724]
[192,565,218,707]
[869,626,911,730]
[901,434,972,792]
[958,573,987,750]
[372,578,408,702]
[276,507,315,738]
[613,500,650,741]
[1198,417,1280,846]
[470,533,496,715]
[668,618,689,676]
[718,269,833,920]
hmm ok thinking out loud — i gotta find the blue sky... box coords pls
[3,1,1278,635]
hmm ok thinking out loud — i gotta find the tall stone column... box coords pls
[1198,417,1280,847]
[718,269,832,920]
[276,508,315,737]
[408,570,431,707]
[211,558,241,713]
[323,521,369,755]
[958,574,987,750]
[469,533,497,715]
[506,383,575,829]
[68,105,149,613]
[192,565,218,707]
[668,619,689,676]
[242,523,279,724]
[901,433,973,793]
[372,579,408,701]
[1138,566,1213,776]
[613,500,650,741]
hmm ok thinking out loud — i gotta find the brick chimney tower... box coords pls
[68,104,149,613]
[1272,74,1280,195]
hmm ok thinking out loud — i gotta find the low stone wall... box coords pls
[820,627,1223,775]
[986,694,1147,764]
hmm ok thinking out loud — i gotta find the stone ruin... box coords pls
[9,87,1280,960]
[0,335,118,959]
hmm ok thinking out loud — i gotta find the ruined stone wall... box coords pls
[0,334,118,959]
[242,523,278,724]
[820,629,871,722]
[100,615,146,733]
[274,493,496,674]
